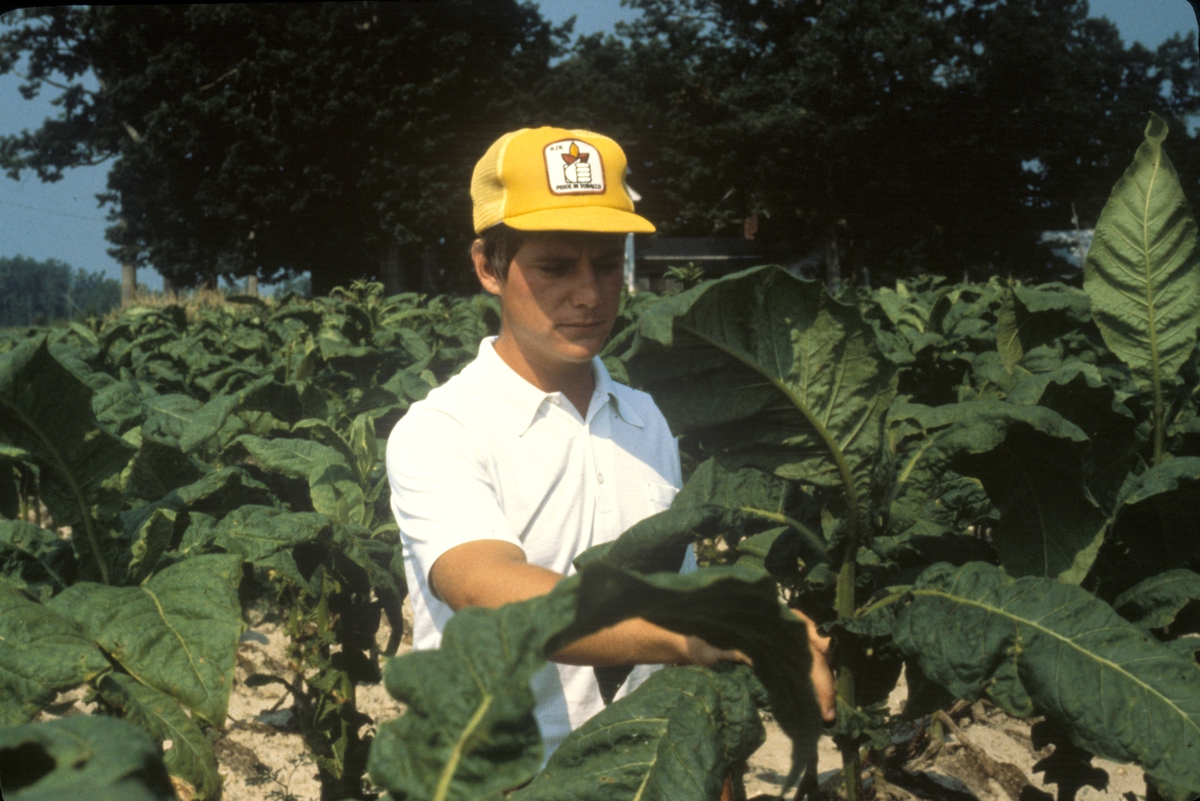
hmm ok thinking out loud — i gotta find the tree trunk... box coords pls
[824,223,841,293]
[121,262,137,305]
[421,249,438,294]
[247,275,259,296]
[381,239,403,295]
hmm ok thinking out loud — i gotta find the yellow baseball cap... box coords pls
[471,126,655,235]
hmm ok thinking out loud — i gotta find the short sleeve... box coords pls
[386,404,521,585]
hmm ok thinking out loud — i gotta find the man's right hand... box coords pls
[681,636,750,668]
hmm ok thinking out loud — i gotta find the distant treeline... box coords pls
[0,256,121,327]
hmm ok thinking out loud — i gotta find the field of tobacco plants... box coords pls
[3,113,1200,801]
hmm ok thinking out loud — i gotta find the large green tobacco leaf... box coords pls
[575,506,714,576]
[1085,113,1199,390]
[1084,114,1200,458]
[224,435,366,525]
[368,581,580,801]
[1090,457,1200,600]
[894,562,1200,800]
[370,563,819,801]
[997,284,1093,373]
[628,266,897,519]
[48,554,243,727]
[673,459,823,560]
[96,673,222,800]
[180,505,334,585]
[91,377,149,436]
[1005,363,1142,509]
[191,505,330,561]
[511,665,764,801]
[549,563,821,777]
[122,438,206,502]
[140,393,204,448]
[1113,569,1200,631]
[123,508,177,586]
[0,520,75,600]
[575,478,786,666]
[292,420,362,478]
[0,582,110,725]
[178,376,304,454]
[894,402,1105,581]
[0,716,177,801]
[120,466,275,539]
[996,287,1023,371]
[0,338,137,584]
[576,459,823,576]
[883,403,995,542]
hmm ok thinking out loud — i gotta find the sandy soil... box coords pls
[216,608,1148,801]
[38,601,1151,801]
[740,677,1146,801]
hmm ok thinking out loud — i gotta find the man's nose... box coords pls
[571,260,603,307]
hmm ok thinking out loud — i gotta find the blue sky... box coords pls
[0,0,1196,290]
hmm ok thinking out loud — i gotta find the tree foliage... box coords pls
[546,0,1200,286]
[0,3,565,295]
[2,1,1198,295]
[0,256,120,326]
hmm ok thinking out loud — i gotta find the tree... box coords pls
[546,0,1200,287]
[0,255,120,327]
[1,4,565,297]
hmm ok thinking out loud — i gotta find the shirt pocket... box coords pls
[647,481,679,513]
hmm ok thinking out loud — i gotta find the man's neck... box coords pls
[492,335,595,418]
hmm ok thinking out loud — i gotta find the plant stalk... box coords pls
[835,545,863,801]
[1153,378,1165,465]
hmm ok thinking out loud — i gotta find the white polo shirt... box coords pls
[386,336,690,755]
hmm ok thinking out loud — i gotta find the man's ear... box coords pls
[472,240,503,296]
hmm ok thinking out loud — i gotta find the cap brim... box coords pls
[501,206,656,234]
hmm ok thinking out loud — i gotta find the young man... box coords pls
[386,126,833,758]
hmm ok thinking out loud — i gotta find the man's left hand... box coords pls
[790,608,836,722]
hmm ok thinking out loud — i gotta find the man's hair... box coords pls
[472,225,627,284]
[472,223,530,282]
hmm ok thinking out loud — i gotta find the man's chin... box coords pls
[556,343,604,363]
[557,322,611,343]
[553,329,609,361]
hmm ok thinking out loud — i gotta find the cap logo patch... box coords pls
[544,139,605,195]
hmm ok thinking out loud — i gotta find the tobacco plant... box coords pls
[0,287,498,799]
[4,116,1200,801]
[360,114,1200,801]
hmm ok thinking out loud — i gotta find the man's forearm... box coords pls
[429,539,828,716]
[430,542,693,665]
[549,615,690,666]
[429,541,700,666]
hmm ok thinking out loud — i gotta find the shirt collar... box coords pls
[475,337,644,436]
[592,352,644,429]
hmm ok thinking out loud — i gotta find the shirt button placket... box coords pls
[591,406,619,533]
